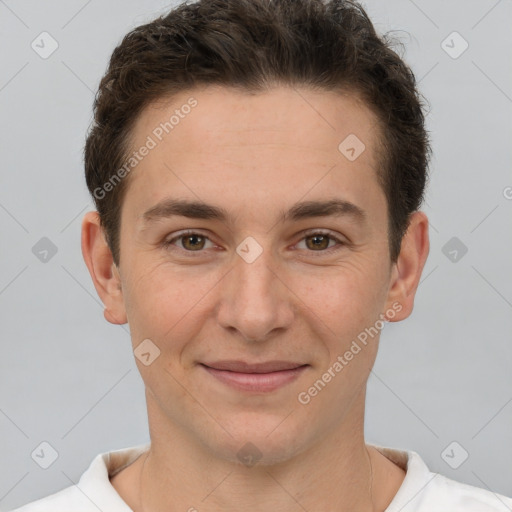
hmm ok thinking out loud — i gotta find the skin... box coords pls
[82,85,429,512]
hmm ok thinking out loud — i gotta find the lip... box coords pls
[200,361,309,392]
[202,360,307,373]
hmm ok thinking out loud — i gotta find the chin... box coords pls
[203,415,311,467]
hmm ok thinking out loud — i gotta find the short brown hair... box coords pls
[84,0,431,267]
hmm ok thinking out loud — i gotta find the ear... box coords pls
[383,210,430,322]
[81,211,127,325]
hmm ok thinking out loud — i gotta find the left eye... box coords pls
[163,230,345,254]
[296,231,344,252]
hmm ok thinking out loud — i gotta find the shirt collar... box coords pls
[369,443,435,511]
[78,442,427,511]
[77,442,150,510]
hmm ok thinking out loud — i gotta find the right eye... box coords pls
[163,230,216,254]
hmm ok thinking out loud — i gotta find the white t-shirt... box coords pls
[8,442,512,511]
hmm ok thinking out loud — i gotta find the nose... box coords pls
[216,241,294,343]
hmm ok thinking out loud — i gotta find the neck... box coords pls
[137,394,378,512]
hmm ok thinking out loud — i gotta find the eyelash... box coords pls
[162,229,346,257]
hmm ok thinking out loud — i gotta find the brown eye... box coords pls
[295,230,346,256]
[181,233,206,251]
[305,233,331,251]
[164,231,214,253]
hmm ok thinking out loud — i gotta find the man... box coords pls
[11,0,512,510]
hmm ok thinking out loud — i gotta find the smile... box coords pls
[200,363,309,392]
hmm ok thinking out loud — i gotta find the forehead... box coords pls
[131,85,380,155]
[122,85,385,227]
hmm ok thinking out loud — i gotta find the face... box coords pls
[83,85,428,465]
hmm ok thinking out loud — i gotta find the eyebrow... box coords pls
[140,197,367,227]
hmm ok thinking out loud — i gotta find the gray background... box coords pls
[1,0,511,509]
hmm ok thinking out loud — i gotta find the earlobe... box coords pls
[81,211,128,325]
[104,307,124,324]
[384,211,430,323]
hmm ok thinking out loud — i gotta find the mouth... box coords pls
[200,361,310,392]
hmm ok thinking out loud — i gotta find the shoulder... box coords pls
[7,485,92,512]
[370,444,512,512]
[7,443,149,512]
[416,471,512,512]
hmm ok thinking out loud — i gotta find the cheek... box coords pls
[122,261,220,343]
[292,259,379,318]
[290,260,387,359]
[121,261,177,341]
